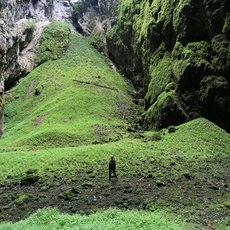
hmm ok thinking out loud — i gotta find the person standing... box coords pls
[109,156,118,181]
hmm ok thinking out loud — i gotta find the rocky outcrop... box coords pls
[0,0,76,86]
[106,0,230,132]
[0,0,117,87]
[72,0,117,54]
[72,0,117,34]
[0,0,117,136]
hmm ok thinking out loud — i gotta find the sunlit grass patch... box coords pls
[0,208,189,230]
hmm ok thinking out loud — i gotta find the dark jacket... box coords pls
[109,159,116,171]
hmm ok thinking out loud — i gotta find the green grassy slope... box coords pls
[0,118,229,229]
[0,118,229,183]
[1,24,134,150]
[0,22,229,230]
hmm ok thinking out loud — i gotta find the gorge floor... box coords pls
[1,141,229,229]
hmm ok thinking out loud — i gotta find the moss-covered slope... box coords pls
[1,22,135,150]
[107,0,230,131]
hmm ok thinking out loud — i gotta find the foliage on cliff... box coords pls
[107,0,230,131]
[36,21,71,64]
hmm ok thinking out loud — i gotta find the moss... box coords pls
[20,173,40,185]
[89,29,105,52]
[106,0,230,131]
[0,97,5,108]
[2,31,135,149]
[182,41,210,60]
[36,21,71,64]
[144,90,188,130]
[59,187,79,201]
[82,182,94,188]
[173,0,191,42]
[87,0,230,131]
[26,169,38,175]
[72,1,87,20]
[199,75,230,131]
[199,76,229,104]
[106,26,132,71]
[172,41,215,93]
[146,132,162,141]
[146,57,175,105]
[14,194,28,205]
[222,14,230,38]
[211,34,230,74]
[171,42,183,59]
[72,0,98,21]
[165,82,177,92]
[223,201,230,208]
[173,41,213,77]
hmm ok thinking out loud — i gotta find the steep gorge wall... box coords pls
[1,0,229,135]
[107,0,230,132]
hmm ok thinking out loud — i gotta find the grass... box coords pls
[1,24,135,150]
[36,21,71,64]
[0,118,229,183]
[0,118,229,229]
[0,208,188,230]
[0,22,230,229]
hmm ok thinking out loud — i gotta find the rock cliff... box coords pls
[0,0,229,135]
[107,0,230,132]
[0,0,116,88]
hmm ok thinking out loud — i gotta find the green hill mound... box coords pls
[1,22,135,150]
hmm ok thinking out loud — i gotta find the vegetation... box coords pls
[1,22,134,150]
[72,1,87,20]
[0,208,189,230]
[106,0,230,131]
[73,0,98,20]
[0,117,229,229]
[36,21,71,64]
[0,21,230,230]
[89,29,105,52]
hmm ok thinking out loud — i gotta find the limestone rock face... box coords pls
[72,0,117,35]
[0,0,117,88]
[106,0,230,132]
[0,0,75,86]
[0,0,115,135]
[71,0,117,55]
[98,0,117,16]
